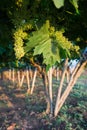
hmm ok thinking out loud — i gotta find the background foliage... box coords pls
[0,0,87,67]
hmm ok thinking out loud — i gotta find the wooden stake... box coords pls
[30,68,37,94]
[54,61,86,117]
[26,67,30,91]
[49,67,53,115]
[9,69,11,80]
[12,68,15,83]
[55,59,68,108]
[20,71,25,87]
[17,70,21,87]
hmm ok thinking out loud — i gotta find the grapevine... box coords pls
[25,20,80,69]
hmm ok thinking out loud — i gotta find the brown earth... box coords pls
[0,69,87,130]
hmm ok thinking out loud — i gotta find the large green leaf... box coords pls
[69,0,79,14]
[24,23,50,53]
[34,39,61,67]
[52,0,64,9]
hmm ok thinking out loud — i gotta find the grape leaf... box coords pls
[24,24,49,53]
[52,0,64,9]
[69,0,79,14]
[34,39,61,67]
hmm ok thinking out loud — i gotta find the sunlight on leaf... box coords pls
[69,0,80,14]
[52,0,64,9]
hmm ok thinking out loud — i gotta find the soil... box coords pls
[0,69,87,130]
[0,78,54,130]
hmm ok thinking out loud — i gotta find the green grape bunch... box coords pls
[13,28,27,59]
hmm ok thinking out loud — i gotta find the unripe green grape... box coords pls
[46,20,50,29]
[13,28,27,59]
[14,28,27,39]
[15,37,23,45]
[24,24,33,30]
[14,46,25,59]
[55,31,72,50]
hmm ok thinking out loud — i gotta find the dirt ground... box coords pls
[0,80,42,130]
[0,77,55,130]
[0,70,87,130]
